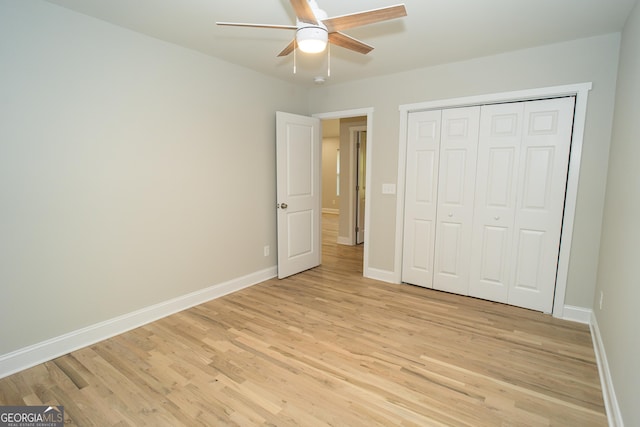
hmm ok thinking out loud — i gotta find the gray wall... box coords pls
[309,33,621,310]
[594,0,640,424]
[0,1,308,354]
[321,137,340,211]
[2,2,637,422]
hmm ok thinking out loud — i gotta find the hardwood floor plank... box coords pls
[0,214,606,425]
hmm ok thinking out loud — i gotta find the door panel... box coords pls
[409,220,433,271]
[520,147,554,209]
[433,107,480,294]
[468,103,524,303]
[276,112,321,279]
[513,229,545,290]
[507,97,575,312]
[440,149,467,204]
[478,225,510,285]
[287,211,313,257]
[415,151,438,202]
[402,110,441,288]
[486,148,517,207]
[436,222,462,275]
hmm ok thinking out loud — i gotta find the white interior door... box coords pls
[401,110,442,288]
[433,107,481,295]
[507,97,575,312]
[276,112,321,279]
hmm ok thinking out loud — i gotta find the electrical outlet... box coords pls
[599,291,604,310]
[264,245,270,257]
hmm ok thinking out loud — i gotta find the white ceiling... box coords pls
[44,0,637,87]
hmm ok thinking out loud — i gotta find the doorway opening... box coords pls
[320,119,367,246]
[314,108,373,277]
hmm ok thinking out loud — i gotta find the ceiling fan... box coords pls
[216,0,407,56]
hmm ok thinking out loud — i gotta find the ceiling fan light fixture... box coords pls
[296,26,328,54]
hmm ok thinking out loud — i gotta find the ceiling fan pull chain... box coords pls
[327,42,331,77]
[293,41,297,74]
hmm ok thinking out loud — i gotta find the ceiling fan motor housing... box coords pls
[296,23,328,53]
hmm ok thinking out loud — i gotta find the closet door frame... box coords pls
[395,83,592,318]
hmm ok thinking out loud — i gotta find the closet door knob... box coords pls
[494,216,500,220]
[448,212,453,217]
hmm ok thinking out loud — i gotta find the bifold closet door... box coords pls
[467,102,523,304]
[402,110,441,288]
[432,107,480,294]
[468,97,575,312]
[507,97,575,312]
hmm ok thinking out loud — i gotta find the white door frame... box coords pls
[394,83,592,318]
[335,126,364,246]
[313,108,374,277]
[350,125,367,245]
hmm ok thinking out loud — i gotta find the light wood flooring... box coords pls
[0,214,606,426]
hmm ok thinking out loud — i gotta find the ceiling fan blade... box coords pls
[278,39,297,57]
[290,0,318,24]
[329,32,374,55]
[322,4,407,32]
[216,22,297,30]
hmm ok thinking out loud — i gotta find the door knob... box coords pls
[279,203,288,209]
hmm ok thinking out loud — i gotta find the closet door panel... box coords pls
[436,221,462,276]
[508,97,575,312]
[402,110,441,288]
[468,103,524,303]
[477,225,510,284]
[513,229,545,290]
[433,107,480,294]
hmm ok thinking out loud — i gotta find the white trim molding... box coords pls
[348,125,368,246]
[591,313,624,426]
[0,267,277,379]
[395,83,593,319]
[337,236,353,246]
[365,267,397,284]
[562,305,592,324]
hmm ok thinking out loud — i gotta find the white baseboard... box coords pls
[337,236,353,245]
[562,305,592,324]
[364,267,398,284]
[590,312,624,426]
[322,208,340,215]
[0,266,277,380]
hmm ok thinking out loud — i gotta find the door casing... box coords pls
[313,108,374,277]
[355,129,366,245]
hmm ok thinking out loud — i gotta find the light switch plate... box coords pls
[382,183,396,194]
